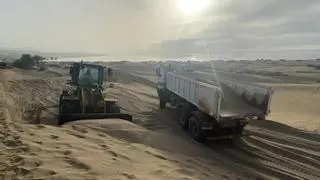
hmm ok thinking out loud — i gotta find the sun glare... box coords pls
[178,0,210,15]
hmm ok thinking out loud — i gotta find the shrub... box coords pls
[12,54,44,69]
[13,54,34,69]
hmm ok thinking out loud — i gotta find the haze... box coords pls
[1,0,320,60]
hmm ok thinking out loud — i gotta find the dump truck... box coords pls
[58,61,132,125]
[156,63,273,141]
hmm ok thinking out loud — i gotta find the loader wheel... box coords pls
[188,112,205,141]
[58,102,73,125]
[110,104,120,113]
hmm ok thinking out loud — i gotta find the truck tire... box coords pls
[179,104,192,129]
[159,97,166,109]
[257,115,266,120]
[180,116,188,130]
[235,124,245,135]
[188,111,205,141]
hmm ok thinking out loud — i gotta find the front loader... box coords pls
[58,61,132,125]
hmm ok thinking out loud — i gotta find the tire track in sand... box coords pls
[119,71,320,180]
[206,127,320,180]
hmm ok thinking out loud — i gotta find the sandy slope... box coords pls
[0,67,320,180]
[0,69,239,180]
[112,79,320,180]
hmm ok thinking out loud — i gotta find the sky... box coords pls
[1,0,320,60]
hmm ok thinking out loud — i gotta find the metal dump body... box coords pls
[221,79,272,115]
[166,72,223,120]
[189,71,273,117]
[165,71,273,119]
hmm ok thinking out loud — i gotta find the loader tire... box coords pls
[58,102,73,125]
[110,104,120,113]
[188,111,205,141]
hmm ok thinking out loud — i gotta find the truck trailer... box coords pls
[156,63,273,141]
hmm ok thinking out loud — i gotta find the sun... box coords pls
[178,0,210,15]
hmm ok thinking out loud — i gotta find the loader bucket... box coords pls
[59,113,133,125]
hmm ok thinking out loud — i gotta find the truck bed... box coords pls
[219,83,263,117]
[167,71,271,119]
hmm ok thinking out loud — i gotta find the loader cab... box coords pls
[70,62,105,88]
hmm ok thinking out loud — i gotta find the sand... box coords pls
[266,83,320,132]
[0,68,238,180]
[0,63,320,180]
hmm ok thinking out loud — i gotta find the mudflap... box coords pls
[59,113,133,125]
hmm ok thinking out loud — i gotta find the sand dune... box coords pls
[0,66,319,180]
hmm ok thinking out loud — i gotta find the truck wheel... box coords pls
[257,115,266,120]
[236,124,245,135]
[179,116,188,129]
[159,98,166,109]
[188,112,205,141]
[179,104,191,129]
